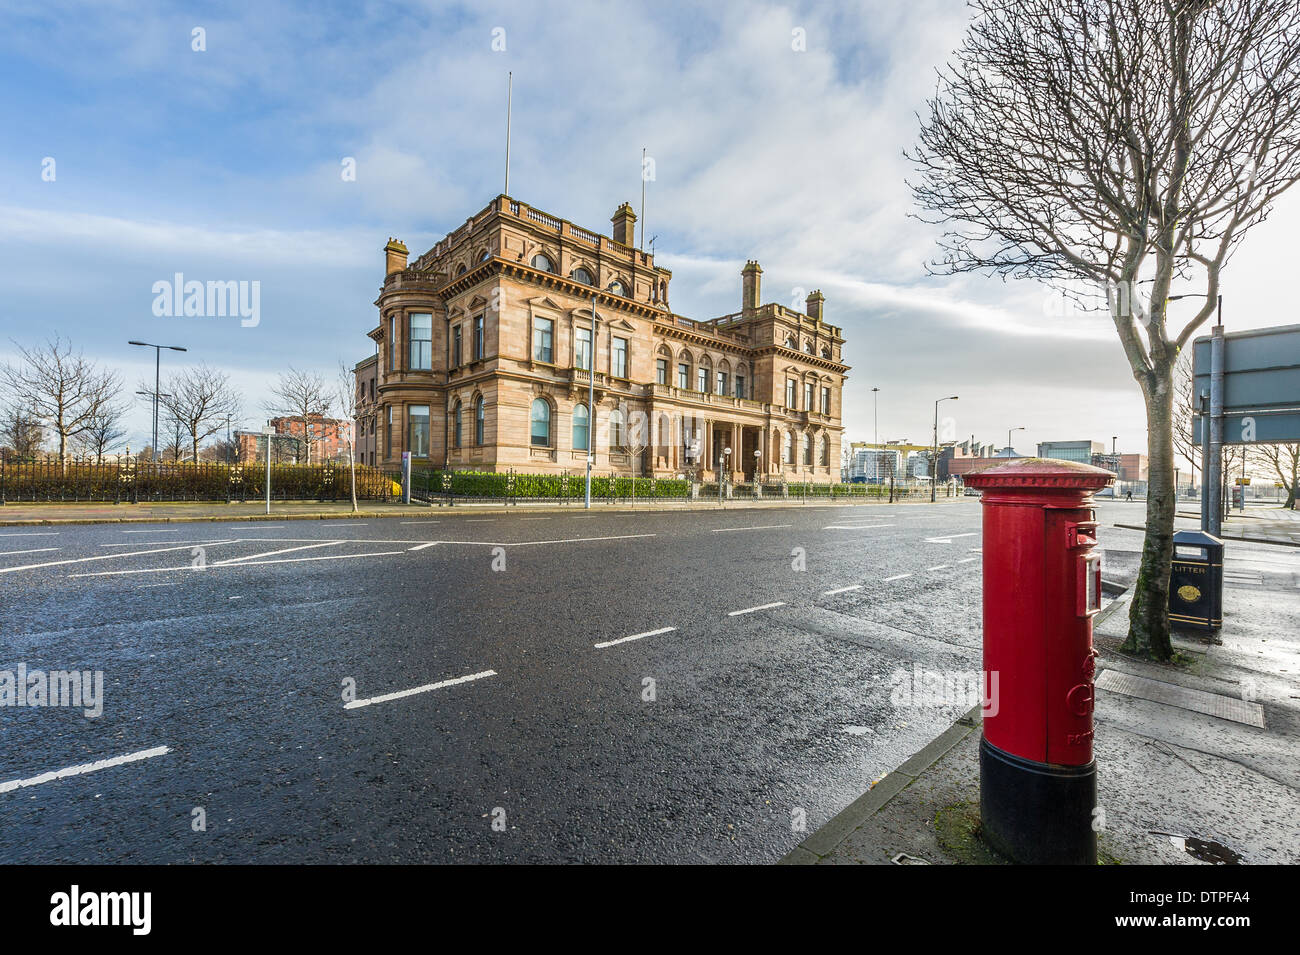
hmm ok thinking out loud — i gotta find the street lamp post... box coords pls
[871,386,880,449]
[128,341,187,462]
[584,281,619,509]
[1007,426,1025,456]
[932,395,958,502]
[718,446,731,505]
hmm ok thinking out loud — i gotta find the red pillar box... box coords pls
[963,458,1113,865]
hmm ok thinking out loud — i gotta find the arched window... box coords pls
[786,335,798,349]
[479,249,491,262]
[821,345,831,358]
[530,398,551,446]
[572,403,589,451]
[784,431,794,465]
[453,400,463,449]
[475,396,485,446]
[609,279,629,297]
[571,266,594,285]
[802,433,813,465]
[456,263,468,276]
[820,434,830,466]
[531,253,554,273]
[609,408,625,449]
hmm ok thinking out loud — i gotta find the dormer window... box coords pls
[571,267,594,285]
[531,253,555,272]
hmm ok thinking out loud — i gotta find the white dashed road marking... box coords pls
[0,548,59,557]
[711,524,793,533]
[407,542,437,551]
[594,627,676,649]
[728,601,786,616]
[0,746,170,795]
[1,540,239,575]
[344,670,497,709]
[883,573,911,582]
[927,565,952,572]
[923,533,978,544]
[823,585,863,595]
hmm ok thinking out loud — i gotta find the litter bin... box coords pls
[1169,530,1223,632]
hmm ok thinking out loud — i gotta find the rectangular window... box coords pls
[408,405,430,458]
[409,313,432,370]
[804,382,814,411]
[735,375,745,399]
[474,315,484,360]
[678,363,689,389]
[821,386,831,415]
[717,371,728,396]
[613,337,628,379]
[697,368,708,392]
[656,358,667,385]
[388,315,396,370]
[575,326,592,371]
[386,406,393,456]
[533,316,554,363]
[786,380,797,408]
[453,326,462,367]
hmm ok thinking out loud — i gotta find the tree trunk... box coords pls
[1123,369,1176,660]
[349,440,358,512]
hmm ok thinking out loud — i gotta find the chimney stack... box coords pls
[611,202,637,246]
[806,289,824,321]
[384,237,409,276]
[742,260,762,314]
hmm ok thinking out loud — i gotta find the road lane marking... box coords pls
[344,669,497,709]
[958,557,979,564]
[883,573,911,582]
[408,542,437,551]
[69,550,407,577]
[213,541,343,565]
[0,548,60,556]
[466,519,496,522]
[138,582,183,589]
[927,565,952,572]
[320,523,367,527]
[923,533,978,543]
[0,746,170,795]
[1,540,239,575]
[0,532,59,537]
[595,627,676,649]
[401,521,440,525]
[522,517,551,521]
[823,523,895,531]
[823,585,863,595]
[711,524,793,533]
[122,529,181,534]
[728,601,786,616]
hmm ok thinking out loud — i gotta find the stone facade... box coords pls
[358,196,849,482]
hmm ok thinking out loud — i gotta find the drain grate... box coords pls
[1096,670,1265,727]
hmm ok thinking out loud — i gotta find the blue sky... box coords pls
[2,0,1295,461]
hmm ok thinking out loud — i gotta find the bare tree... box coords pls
[2,335,123,472]
[1171,350,1200,494]
[268,367,331,465]
[909,0,1300,660]
[155,365,240,464]
[1252,443,1299,508]
[0,405,45,461]
[336,362,358,512]
[73,402,129,462]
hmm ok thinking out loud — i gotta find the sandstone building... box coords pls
[355,196,849,482]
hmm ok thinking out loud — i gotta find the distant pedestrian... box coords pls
[1125,489,1133,502]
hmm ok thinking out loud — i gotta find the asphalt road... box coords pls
[0,496,1105,864]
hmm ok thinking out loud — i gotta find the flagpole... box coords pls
[639,147,646,251]
[504,72,512,196]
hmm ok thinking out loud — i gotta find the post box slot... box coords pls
[1077,552,1102,618]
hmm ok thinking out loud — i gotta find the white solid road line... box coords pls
[1,540,239,575]
[213,541,342,565]
[728,601,786,616]
[823,585,863,595]
[68,550,407,578]
[594,626,676,649]
[344,669,497,709]
[923,533,979,543]
[408,542,437,551]
[0,548,60,557]
[823,522,895,531]
[883,573,912,582]
[0,532,59,537]
[711,524,793,532]
[0,746,170,795]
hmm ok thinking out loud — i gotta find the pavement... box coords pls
[782,504,1300,865]
[0,494,933,526]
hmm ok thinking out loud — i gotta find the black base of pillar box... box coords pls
[979,736,1097,865]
